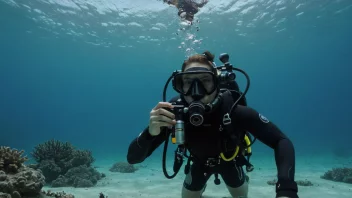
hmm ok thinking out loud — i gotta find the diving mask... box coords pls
[172,67,218,100]
[172,67,218,126]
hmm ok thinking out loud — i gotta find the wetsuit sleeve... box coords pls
[127,127,167,164]
[127,96,181,164]
[232,105,298,198]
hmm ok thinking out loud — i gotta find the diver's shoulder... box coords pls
[235,104,248,109]
[233,105,257,114]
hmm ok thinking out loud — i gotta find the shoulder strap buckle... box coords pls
[223,113,231,125]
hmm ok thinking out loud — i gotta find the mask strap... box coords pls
[185,67,211,72]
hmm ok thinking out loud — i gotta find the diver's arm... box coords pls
[232,105,298,198]
[127,96,179,164]
[127,127,167,164]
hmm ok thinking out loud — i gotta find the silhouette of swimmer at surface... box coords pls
[164,0,208,22]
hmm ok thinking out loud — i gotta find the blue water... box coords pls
[1,0,352,163]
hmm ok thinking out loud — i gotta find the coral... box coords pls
[70,150,94,167]
[0,165,45,198]
[31,140,74,163]
[296,179,313,186]
[51,165,103,188]
[321,167,352,184]
[109,162,138,173]
[30,139,96,185]
[41,190,75,198]
[37,159,62,183]
[0,146,28,173]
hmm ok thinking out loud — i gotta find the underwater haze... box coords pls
[1,0,352,162]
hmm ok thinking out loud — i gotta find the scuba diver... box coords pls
[127,51,298,198]
[164,0,209,22]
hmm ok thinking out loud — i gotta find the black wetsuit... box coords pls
[127,98,298,198]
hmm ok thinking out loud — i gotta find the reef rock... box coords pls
[0,165,45,198]
[41,190,75,198]
[51,165,103,188]
[321,167,352,184]
[109,162,138,173]
[296,179,313,186]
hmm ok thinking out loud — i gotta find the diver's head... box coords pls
[173,51,218,105]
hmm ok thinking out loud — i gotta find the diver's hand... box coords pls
[149,102,176,136]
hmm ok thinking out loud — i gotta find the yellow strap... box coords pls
[220,146,239,161]
[244,135,251,153]
[220,134,252,161]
